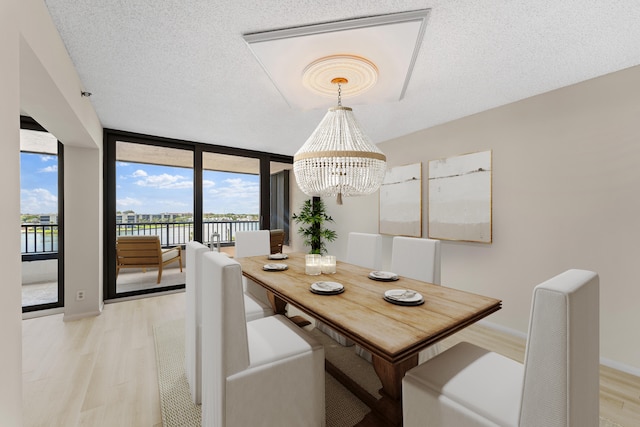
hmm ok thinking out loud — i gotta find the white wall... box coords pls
[322,193,381,263]
[63,146,104,319]
[19,0,104,321]
[0,0,24,423]
[22,259,57,284]
[1,2,104,421]
[3,1,103,421]
[288,172,380,261]
[326,65,640,373]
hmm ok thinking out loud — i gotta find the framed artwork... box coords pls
[428,150,492,243]
[379,163,422,237]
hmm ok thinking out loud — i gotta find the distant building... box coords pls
[39,214,58,224]
[115,212,186,223]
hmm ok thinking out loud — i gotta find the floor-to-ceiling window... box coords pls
[202,152,261,254]
[113,141,194,294]
[104,130,292,300]
[20,117,64,312]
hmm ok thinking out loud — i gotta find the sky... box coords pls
[20,153,260,215]
[20,152,59,215]
[116,161,260,214]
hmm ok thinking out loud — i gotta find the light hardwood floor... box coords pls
[23,292,640,426]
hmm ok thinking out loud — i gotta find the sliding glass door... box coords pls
[113,141,193,295]
[104,130,292,300]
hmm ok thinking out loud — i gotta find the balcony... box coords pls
[22,220,260,307]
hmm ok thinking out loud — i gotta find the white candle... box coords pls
[305,254,322,275]
[321,255,336,274]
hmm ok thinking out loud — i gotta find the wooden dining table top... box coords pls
[237,252,502,364]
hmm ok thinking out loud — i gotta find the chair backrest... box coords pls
[235,230,271,258]
[519,269,599,427]
[201,252,250,426]
[391,236,441,284]
[346,232,382,270]
[116,235,161,265]
[269,229,285,254]
[185,240,210,403]
[186,241,209,325]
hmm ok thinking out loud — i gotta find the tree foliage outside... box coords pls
[292,198,337,254]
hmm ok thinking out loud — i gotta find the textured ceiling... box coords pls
[44,0,640,157]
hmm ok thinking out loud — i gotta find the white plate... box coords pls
[268,253,288,260]
[263,263,288,271]
[311,281,344,293]
[384,289,423,303]
[369,271,399,281]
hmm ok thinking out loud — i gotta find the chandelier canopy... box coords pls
[294,68,387,205]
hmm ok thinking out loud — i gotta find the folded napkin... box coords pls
[369,271,399,281]
[385,289,419,301]
[312,281,343,292]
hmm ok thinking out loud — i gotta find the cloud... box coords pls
[21,188,58,214]
[164,180,193,189]
[157,199,190,209]
[116,197,143,209]
[134,172,192,189]
[203,179,215,188]
[132,169,148,177]
[208,177,259,199]
[38,165,58,173]
[40,155,55,162]
[206,177,259,213]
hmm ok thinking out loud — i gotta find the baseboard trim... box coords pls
[478,319,527,340]
[600,357,640,378]
[478,320,640,378]
[104,288,185,304]
[63,309,102,322]
[22,307,64,320]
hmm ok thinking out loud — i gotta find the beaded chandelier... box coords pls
[294,77,387,205]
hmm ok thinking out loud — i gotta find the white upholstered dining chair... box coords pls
[346,232,383,271]
[394,236,441,362]
[402,269,599,427]
[357,236,442,362]
[235,230,272,307]
[317,232,383,347]
[201,252,325,427]
[391,236,441,284]
[185,241,273,404]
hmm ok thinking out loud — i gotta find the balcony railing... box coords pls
[22,220,260,258]
[21,224,59,261]
[115,220,260,247]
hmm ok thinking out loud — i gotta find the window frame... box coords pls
[20,116,65,312]
[103,128,292,300]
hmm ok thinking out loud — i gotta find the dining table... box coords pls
[236,252,502,427]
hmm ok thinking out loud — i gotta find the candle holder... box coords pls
[321,255,336,274]
[305,254,322,275]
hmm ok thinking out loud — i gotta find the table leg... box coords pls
[356,354,418,426]
[267,291,287,314]
[268,292,311,327]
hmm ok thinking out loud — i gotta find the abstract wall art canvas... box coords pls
[428,151,492,243]
[379,163,422,237]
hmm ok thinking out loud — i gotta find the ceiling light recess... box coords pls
[302,55,378,98]
[243,9,430,109]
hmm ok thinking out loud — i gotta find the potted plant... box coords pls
[292,197,337,254]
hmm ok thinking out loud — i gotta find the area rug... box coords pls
[153,318,623,427]
[153,318,369,427]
